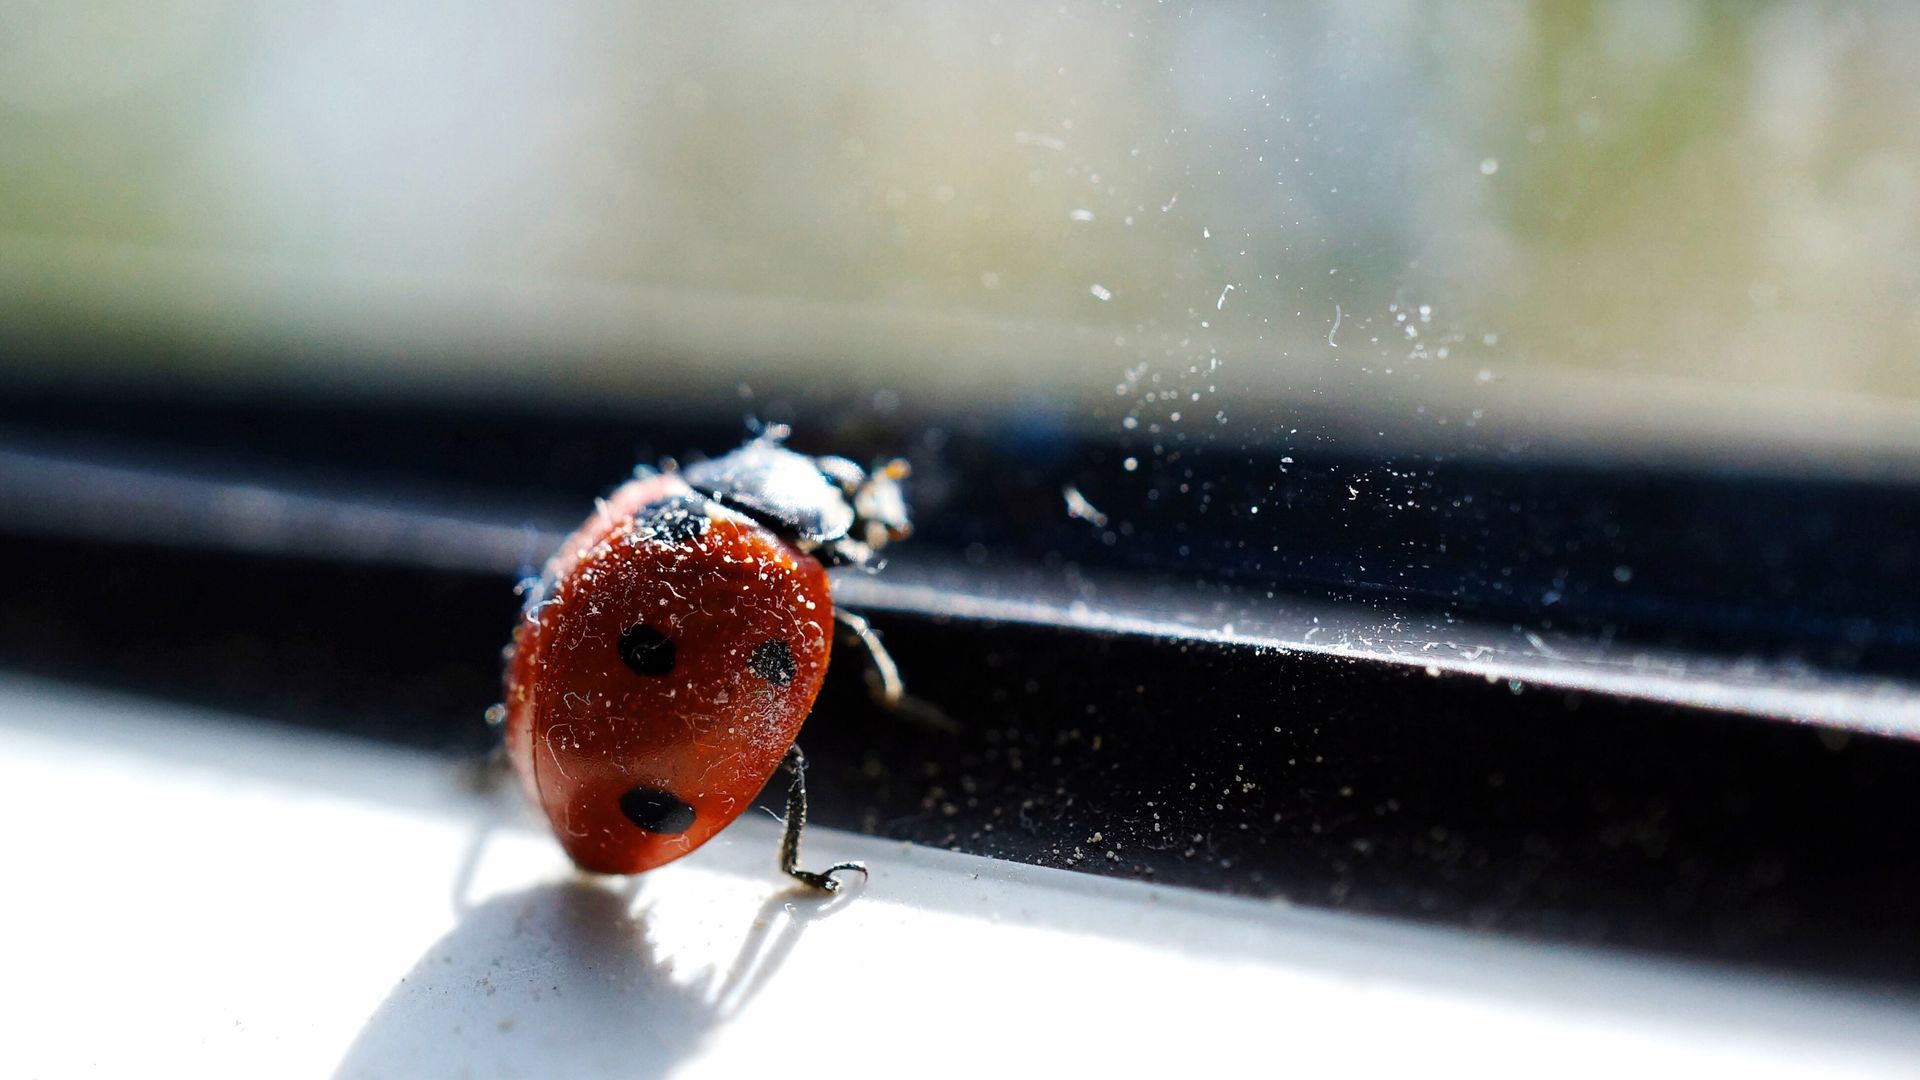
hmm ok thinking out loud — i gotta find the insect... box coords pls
[497,430,916,892]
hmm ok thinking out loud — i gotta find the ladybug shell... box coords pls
[504,473,834,874]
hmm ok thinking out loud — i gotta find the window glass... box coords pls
[5,1,1916,480]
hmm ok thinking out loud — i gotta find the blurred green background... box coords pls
[3,1,1917,465]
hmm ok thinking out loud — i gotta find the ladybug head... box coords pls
[815,455,913,568]
[681,435,913,570]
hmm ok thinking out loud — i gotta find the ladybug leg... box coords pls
[835,608,956,732]
[460,705,515,793]
[778,744,867,893]
[832,608,902,704]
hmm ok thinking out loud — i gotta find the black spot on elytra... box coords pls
[748,639,796,686]
[619,624,676,676]
[619,785,696,834]
[634,496,709,544]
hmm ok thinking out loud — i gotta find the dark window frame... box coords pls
[2,378,1917,987]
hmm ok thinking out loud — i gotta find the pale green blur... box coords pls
[2,1,1916,453]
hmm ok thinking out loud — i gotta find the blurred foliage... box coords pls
[2,0,1916,409]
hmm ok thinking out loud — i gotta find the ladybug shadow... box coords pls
[332,872,855,1080]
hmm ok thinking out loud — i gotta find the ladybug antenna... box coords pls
[745,419,792,444]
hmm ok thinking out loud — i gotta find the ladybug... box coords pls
[497,430,917,892]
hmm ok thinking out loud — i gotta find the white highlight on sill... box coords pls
[0,677,1914,1080]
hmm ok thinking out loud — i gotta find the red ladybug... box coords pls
[498,431,915,891]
